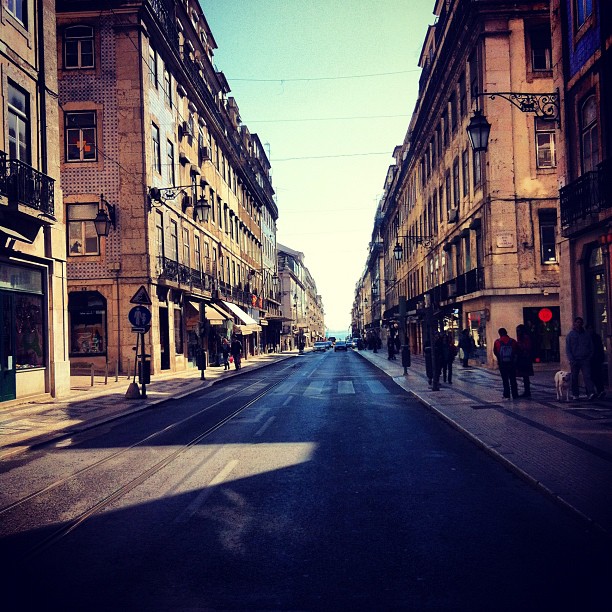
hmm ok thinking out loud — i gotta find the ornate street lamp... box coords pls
[392,234,434,261]
[93,193,116,237]
[467,90,560,152]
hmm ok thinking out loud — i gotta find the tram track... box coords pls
[2,371,291,561]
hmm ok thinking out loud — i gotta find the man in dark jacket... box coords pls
[230,336,243,370]
[493,327,519,400]
[566,317,595,400]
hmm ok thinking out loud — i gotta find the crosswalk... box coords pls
[271,378,392,396]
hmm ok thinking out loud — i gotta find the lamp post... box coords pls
[149,183,211,222]
[392,234,434,260]
[466,90,560,153]
[93,193,116,238]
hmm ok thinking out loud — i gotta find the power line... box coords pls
[248,113,410,124]
[272,152,392,162]
[230,69,421,82]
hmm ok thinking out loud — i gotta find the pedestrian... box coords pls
[432,332,444,385]
[515,324,534,398]
[230,335,243,370]
[424,339,433,385]
[458,329,472,368]
[566,317,596,400]
[394,334,401,358]
[387,335,395,360]
[441,332,457,384]
[221,338,231,371]
[586,323,605,398]
[493,327,519,400]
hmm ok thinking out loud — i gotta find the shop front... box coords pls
[0,263,47,402]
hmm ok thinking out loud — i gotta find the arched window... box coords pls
[581,95,599,173]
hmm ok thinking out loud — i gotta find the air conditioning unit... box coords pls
[199,146,211,161]
[448,207,459,223]
[182,121,194,138]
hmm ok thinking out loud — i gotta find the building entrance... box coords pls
[0,293,16,401]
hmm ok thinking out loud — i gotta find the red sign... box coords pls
[538,308,553,322]
[251,294,257,306]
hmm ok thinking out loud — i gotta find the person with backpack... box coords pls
[493,327,519,400]
[441,332,457,384]
[515,324,534,398]
[230,335,243,370]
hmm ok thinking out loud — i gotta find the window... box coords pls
[69,291,107,356]
[7,0,25,26]
[68,203,101,255]
[194,235,201,272]
[7,81,30,163]
[575,0,593,30]
[535,118,556,168]
[65,111,96,162]
[209,188,215,223]
[151,123,161,173]
[164,68,172,106]
[155,211,164,262]
[169,219,178,261]
[166,140,175,185]
[539,209,557,264]
[149,46,158,87]
[174,309,183,354]
[450,93,458,132]
[445,171,451,214]
[530,26,552,72]
[473,150,482,188]
[443,115,449,148]
[462,149,469,196]
[64,26,94,69]
[581,95,599,173]
[469,50,480,100]
[459,73,467,118]
[453,157,460,206]
[183,228,190,266]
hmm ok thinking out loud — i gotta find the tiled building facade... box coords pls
[56,0,280,376]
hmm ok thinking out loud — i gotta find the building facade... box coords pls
[553,0,611,377]
[56,0,279,377]
[277,243,325,350]
[0,0,70,403]
[353,0,562,366]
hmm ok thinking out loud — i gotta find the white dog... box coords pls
[555,370,572,401]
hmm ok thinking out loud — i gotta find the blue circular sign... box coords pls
[128,305,152,327]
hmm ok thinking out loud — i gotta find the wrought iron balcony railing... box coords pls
[0,152,55,216]
[560,159,612,236]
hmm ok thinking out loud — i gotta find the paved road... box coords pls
[1,352,610,610]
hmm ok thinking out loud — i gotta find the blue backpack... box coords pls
[499,341,514,363]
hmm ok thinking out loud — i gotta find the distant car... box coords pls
[345,339,355,348]
[325,341,333,350]
[334,341,348,352]
[313,341,328,352]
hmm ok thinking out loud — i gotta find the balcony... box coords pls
[560,159,612,237]
[0,152,55,217]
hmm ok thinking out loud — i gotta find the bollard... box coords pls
[104,363,109,385]
[90,364,94,387]
[115,360,119,382]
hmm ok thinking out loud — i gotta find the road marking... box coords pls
[305,380,326,396]
[282,396,293,406]
[255,416,276,437]
[174,459,239,523]
[365,380,389,394]
[338,380,355,394]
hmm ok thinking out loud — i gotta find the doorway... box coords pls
[0,293,16,401]
[159,307,170,370]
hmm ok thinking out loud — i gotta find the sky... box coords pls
[202,0,435,334]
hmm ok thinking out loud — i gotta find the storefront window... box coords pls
[586,246,606,339]
[15,294,44,368]
[467,310,487,364]
[69,291,107,355]
[522,306,560,363]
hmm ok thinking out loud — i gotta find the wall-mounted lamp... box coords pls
[94,193,116,237]
[467,90,560,153]
[393,234,434,260]
[149,184,211,223]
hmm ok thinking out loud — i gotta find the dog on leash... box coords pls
[555,370,572,401]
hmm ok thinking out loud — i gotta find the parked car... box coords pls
[313,341,328,352]
[325,341,333,350]
[334,341,348,352]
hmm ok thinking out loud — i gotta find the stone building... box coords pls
[553,0,611,377]
[277,244,325,350]
[0,0,69,403]
[353,0,563,366]
[56,0,279,376]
